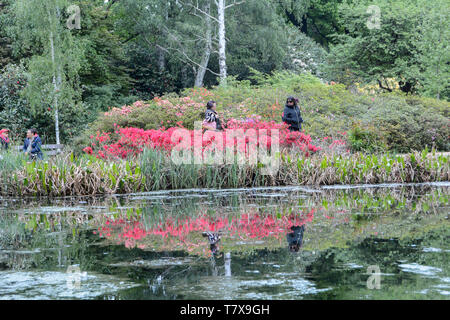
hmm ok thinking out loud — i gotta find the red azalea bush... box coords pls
[315,131,350,155]
[84,119,323,160]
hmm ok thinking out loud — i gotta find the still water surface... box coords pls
[0,183,448,299]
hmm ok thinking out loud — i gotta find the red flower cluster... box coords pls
[226,119,321,152]
[85,119,321,159]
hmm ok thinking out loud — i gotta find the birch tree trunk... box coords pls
[436,24,442,100]
[224,252,231,277]
[47,4,62,145]
[49,30,61,145]
[157,47,165,73]
[218,0,227,86]
[158,2,169,73]
[195,1,212,87]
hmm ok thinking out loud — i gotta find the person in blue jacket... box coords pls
[282,96,303,132]
[23,128,43,160]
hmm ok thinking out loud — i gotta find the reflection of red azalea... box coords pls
[95,209,315,250]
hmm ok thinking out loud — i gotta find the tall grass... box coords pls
[0,148,448,197]
[0,151,26,173]
[138,148,275,190]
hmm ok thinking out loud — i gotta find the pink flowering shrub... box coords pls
[85,118,324,160]
[98,95,205,132]
[104,101,148,117]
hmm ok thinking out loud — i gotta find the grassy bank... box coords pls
[0,148,448,197]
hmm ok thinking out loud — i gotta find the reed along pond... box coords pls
[0,183,448,300]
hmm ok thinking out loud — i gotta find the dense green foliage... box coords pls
[78,72,450,154]
[327,0,449,98]
[0,64,32,142]
[0,0,448,146]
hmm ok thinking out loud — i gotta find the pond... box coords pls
[0,183,448,300]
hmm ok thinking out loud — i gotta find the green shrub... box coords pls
[77,71,450,154]
[348,122,387,154]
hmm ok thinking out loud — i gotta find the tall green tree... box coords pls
[225,0,289,80]
[112,0,192,94]
[75,0,135,111]
[326,0,423,94]
[276,0,348,48]
[415,0,449,100]
[13,0,88,144]
[0,0,15,68]
[0,64,33,141]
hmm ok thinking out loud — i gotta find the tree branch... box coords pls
[179,0,219,23]
[143,34,220,77]
[377,79,393,92]
[122,33,140,44]
[103,0,119,20]
[225,0,246,10]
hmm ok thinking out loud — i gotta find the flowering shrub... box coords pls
[99,95,205,132]
[104,101,149,117]
[78,70,450,156]
[85,119,323,160]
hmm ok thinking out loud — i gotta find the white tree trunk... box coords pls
[218,0,227,86]
[224,252,231,277]
[49,30,60,145]
[158,2,169,73]
[195,1,212,87]
[436,23,442,100]
[157,47,165,73]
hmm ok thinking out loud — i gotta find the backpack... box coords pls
[202,119,217,131]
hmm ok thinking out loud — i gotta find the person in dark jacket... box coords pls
[282,96,303,132]
[286,225,305,252]
[203,100,223,131]
[23,128,43,160]
[0,129,10,151]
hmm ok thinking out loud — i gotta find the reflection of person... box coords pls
[23,128,43,161]
[286,225,305,252]
[202,231,221,255]
[203,101,223,131]
[282,96,303,132]
[0,129,9,150]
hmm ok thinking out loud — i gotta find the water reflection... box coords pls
[0,184,448,299]
[202,231,221,255]
[287,225,305,253]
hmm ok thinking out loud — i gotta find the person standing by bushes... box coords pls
[203,100,224,131]
[23,128,43,160]
[0,129,10,151]
[282,96,303,132]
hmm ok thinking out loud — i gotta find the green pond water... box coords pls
[0,183,448,300]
